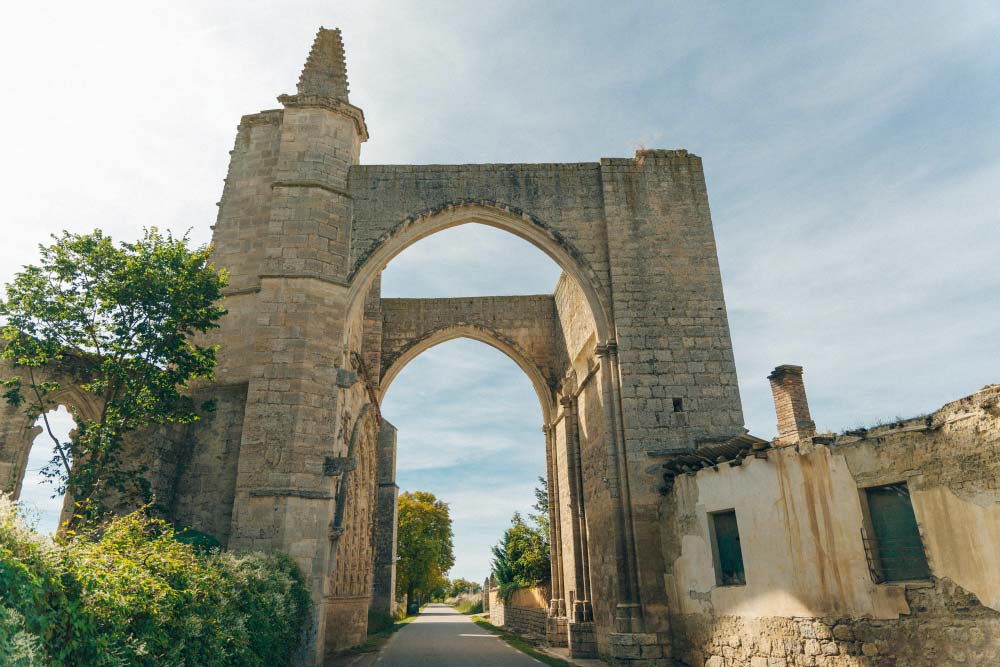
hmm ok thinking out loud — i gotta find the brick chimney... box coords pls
[768,365,816,446]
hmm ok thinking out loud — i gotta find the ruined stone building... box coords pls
[661,370,1000,667]
[1,27,998,667]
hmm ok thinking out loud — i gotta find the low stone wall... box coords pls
[489,586,549,641]
[671,578,1000,667]
[491,601,548,640]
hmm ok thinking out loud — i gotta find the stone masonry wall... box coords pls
[379,295,567,393]
[602,151,745,638]
[553,272,598,371]
[347,164,612,301]
[490,599,549,641]
[671,579,1000,667]
[324,403,380,657]
[159,383,248,545]
[370,420,398,615]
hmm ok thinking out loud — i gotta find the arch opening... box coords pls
[336,202,607,627]
[380,337,549,586]
[344,204,610,349]
[379,324,555,424]
[18,405,74,535]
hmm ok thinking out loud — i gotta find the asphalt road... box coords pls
[376,604,542,667]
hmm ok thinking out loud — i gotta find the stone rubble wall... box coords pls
[672,577,1000,667]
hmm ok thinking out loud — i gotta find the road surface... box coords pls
[376,603,542,667]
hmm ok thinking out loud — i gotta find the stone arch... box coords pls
[345,201,612,345]
[379,323,556,424]
[0,371,103,499]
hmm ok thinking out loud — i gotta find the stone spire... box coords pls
[297,27,349,101]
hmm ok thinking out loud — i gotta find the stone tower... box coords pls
[206,27,371,661]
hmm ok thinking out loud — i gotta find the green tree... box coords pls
[529,476,549,535]
[448,577,483,598]
[395,491,454,611]
[491,511,550,603]
[448,577,481,597]
[0,229,227,525]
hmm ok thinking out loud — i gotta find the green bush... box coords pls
[452,598,483,615]
[0,606,49,667]
[0,495,310,667]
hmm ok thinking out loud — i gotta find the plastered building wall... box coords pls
[662,383,1000,667]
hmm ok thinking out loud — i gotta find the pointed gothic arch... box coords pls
[345,201,612,347]
[379,323,556,424]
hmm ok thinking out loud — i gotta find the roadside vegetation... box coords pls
[446,577,483,614]
[452,597,483,614]
[0,230,311,665]
[0,496,310,667]
[471,617,569,667]
[491,478,551,603]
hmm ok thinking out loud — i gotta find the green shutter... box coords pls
[712,511,746,585]
[866,483,930,582]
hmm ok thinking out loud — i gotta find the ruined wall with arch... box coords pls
[378,294,567,413]
[0,356,102,504]
[0,29,748,667]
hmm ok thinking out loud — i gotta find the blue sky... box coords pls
[2,2,998,581]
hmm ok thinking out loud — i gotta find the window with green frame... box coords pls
[864,482,930,582]
[711,510,746,586]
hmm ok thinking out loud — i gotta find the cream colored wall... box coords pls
[830,388,1000,614]
[507,585,550,609]
[911,485,1000,610]
[666,445,910,620]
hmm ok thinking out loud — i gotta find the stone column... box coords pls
[544,422,570,648]
[544,423,566,617]
[370,420,398,615]
[217,28,370,666]
[559,394,597,658]
[596,342,644,634]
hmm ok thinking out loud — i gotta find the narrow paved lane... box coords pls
[377,604,541,667]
